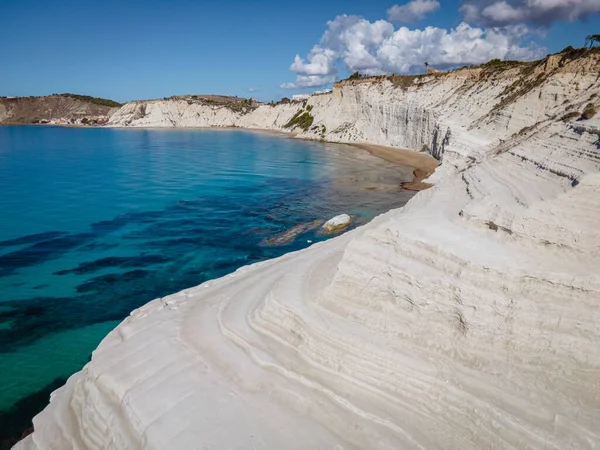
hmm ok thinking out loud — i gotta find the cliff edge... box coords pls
[15,49,600,449]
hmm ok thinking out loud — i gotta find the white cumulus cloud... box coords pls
[281,75,337,89]
[281,14,546,89]
[460,0,600,26]
[387,0,441,23]
[289,48,337,76]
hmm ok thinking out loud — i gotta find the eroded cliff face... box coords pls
[16,51,600,450]
[108,51,599,167]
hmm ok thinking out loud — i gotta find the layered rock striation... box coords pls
[16,50,600,449]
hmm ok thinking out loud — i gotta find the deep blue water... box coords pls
[0,125,414,445]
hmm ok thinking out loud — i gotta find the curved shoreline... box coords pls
[110,125,441,185]
[106,123,441,186]
[14,51,600,449]
[0,126,424,448]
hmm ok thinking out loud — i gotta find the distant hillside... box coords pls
[0,94,121,125]
[58,93,121,108]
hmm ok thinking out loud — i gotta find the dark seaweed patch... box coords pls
[0,231,68,248]
[0,233,95,277]
[90,210,166,235]
[0,243,280,353]
[0,293,138,353]
[81,242,119,252]
[75,270,152,293]
[145,237,200,250]
[55,254,169,276]
[90,217,130,234]
[0,297,75,351]
[0,377,67,450]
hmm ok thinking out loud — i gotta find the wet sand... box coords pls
[350,143,439,190]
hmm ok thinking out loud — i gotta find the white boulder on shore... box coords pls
[322,214,354,234]
[15,51,600,449]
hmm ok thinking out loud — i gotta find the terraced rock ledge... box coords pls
[15,49,600,449]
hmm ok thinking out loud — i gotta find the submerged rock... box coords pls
[262,220,324,246]
[321,214,354,234]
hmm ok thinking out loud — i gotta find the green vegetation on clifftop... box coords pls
[60,94,122,108]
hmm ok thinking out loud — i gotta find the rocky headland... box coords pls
[14,48,600,449]
[0,94,121,126]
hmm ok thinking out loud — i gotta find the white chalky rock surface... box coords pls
[15,52,600,449]
[322,214,353,233]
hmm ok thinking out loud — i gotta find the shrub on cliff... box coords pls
[284,110,314,131]
[561,111,580,122]
[61,93,121,108]
[581,103,597,120]
[478,59,526,70]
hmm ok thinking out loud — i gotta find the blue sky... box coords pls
[1,0,599,102]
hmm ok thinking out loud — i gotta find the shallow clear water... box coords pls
[0,125,415,443]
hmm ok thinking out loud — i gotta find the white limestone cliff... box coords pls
[16,50,600,449]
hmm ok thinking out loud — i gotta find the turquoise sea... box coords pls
[0,126,415,446]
